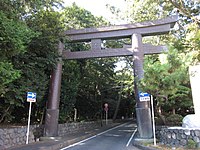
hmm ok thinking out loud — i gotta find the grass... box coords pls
[147,143,200,150]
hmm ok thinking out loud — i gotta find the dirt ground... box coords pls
[149,144,200,150]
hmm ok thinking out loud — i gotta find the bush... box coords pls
[187,139,196,149]
[165,114,183,126]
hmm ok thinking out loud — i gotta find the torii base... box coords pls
[136,107,153,138]
[44,109,59,137]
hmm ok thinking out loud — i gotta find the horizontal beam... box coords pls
[65,24,171,42]
[62,44,167,60]
[64,16,178,42]
[63,48,132,59]
[143,44,167,54]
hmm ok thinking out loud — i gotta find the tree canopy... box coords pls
[0,0,199,125]
[108,0,199,123]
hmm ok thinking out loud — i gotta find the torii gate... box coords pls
[44,16,178,139]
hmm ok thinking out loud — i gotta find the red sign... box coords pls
[104,103,108,112]
[104,103,108,108]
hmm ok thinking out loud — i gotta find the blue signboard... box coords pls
[139,92,150,101]
[27,92,36,102]
[139,92,150,97]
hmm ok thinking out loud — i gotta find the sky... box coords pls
[63,0,128,24]
[63,0,129,71]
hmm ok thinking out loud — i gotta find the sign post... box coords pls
[150,95,156,146]
[139,92,150,102]
[139,92,156,145]
[26,92,36,144]
[104,103,108,125]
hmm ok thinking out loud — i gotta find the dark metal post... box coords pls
[132,34,153,138]
[44,41,63,137]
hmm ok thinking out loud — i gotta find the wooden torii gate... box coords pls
[44,16,178,138]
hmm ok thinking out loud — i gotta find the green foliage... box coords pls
[107,0,172,23]
[62,3,108,29]
[58,4,120,122]
[0,0,63,123]
[165,114,183,126]
[140,47,192,118]
[117,0,198,119]
[172,22,200,62]
[0,0,198,125]
[166,85,192,112]
[0,0,115,124]
[0,11,36,59]
[0,0,64,19]
[0,0,37,123]
[9,10,63,123]
[0,62,20,94]
[127,0,169,22]
[187,139,197,149]
[164,0,200,22]
[60,60,80,122]
[74,58,118,121]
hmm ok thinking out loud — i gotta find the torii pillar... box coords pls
[44,41,63,137]
[132,34,152,138]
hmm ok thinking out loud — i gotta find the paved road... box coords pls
[60,122,140,150]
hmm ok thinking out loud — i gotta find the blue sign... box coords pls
[27,92,36,102]
[139,92,150,101]
[139,92,150,97]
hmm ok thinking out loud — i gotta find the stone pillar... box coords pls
[91,39,101,51]
[132,34,153,138]
[189,65,200,116]
[44,41,63,137]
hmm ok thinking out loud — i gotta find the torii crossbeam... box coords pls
[44,16,178,139]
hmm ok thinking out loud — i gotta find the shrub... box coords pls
[165,114,183,126]
[187,139,196,149]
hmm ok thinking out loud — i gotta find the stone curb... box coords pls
[8,133,94,150]
[8,123,121,150]
[133,141,159,150]
[48,123,122,150]
[40,132,97,150]
[8,131,100,150]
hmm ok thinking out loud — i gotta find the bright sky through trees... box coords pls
[64,0,128,24]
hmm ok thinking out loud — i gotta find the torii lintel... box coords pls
[64,15,178,42]
[62,16,178,59]
[63,44,167,60]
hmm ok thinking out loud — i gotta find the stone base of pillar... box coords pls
[136,107,153,138]
[134,138,154,142]
[44,109,59,137]
[40,136,62,141]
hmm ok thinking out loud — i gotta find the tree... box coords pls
[59,4,115,122]
[11,10,64,124]
[62,3,108,29]
[166,0,200,23]
[0,0,37,123]
[139,47,192,123]
[106,0,199,121]
[113,66,134,120]
[0,0,64,123]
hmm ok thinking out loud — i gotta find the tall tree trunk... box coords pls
[0,106,11,123]
[113,83,123,121]
[157,106,166,125]
[40,108,45,125]
[172,108,176,115]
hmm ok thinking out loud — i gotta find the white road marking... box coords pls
[126,128,137,147]
[60,122,129,150]
[104,133,121,137]
[118,129,134,132]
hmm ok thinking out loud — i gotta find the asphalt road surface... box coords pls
[60,122,141,150]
